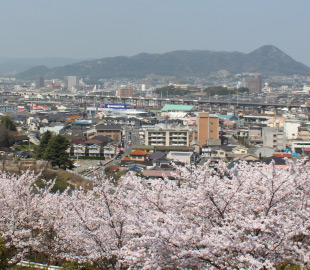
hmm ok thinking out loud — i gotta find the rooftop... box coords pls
[161,104,195,112]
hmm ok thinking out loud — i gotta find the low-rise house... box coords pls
[233,154,259,162]
[232,147,247,155]
[69,143,87,157]
[92,124,122,141]
[298,126,310,140]
[291,140,310,155]
[40,125,65,135]
[210,148,226,159]
[255,146,275,158]
[261,156,287,168]
[103,144,119,159]
[249,124,265,144]
[86,143,103,157]
[129,150,148,161]
[166,151,193,165]
[131,145,155,154]
[142,169,180,180]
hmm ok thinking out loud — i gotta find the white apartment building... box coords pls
[145,127,190,147]
[284,119,301,140]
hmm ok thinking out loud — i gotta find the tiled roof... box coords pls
[130,150,148,156]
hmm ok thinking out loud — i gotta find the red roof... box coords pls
[273,153,292,158]
[72,139,86,144]
[130,150,148,156]
[109,165,120,170]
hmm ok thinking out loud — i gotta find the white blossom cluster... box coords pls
[0,161,310,269]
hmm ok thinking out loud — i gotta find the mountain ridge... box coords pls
[16,45,310,80]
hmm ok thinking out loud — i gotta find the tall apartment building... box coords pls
[246,76,262,93]
[145,128,190,146]
[36,76,45,89]
[64,76,80,91]
[116,87,134,98]
[197,112,219,147]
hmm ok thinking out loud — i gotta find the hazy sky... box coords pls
[1,0,310,65]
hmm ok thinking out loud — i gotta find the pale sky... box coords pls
[1,0,310,65]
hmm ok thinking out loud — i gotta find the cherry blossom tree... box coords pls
[0,171,65,267]
[1,161,310,269]
[119,161,310,269]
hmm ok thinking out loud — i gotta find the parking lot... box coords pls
[72,158,117,174]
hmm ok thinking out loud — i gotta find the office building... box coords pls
[64,76,80,91]
[36,76,45,89]
[246,77,262,93]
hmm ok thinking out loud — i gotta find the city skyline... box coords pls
[1,0,310,65]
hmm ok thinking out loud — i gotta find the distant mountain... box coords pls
[0,57,91,76]
[16,45,310,80]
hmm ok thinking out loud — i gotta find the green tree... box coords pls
[1,115,16,131]
[0,125,14,147]
[0,237,9,270]
[43,135,73,169]
[36,131,52,159]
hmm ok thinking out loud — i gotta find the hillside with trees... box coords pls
[16,45,310,80]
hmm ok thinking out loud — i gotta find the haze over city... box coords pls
[1,0,310,65]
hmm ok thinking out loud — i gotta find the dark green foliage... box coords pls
[62,261,97,270]
[1,115,16,131]
[0,238,9,270]
[43,135,73,169]
[36,131,52,159]
[0,124,15,147]
[204,86,249,96]
[154,85,190,97]
[275,260,309,270]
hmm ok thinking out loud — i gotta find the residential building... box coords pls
[145,127,190,146]
[197,112,219,147]
[249,125,264,144]
[0,104,17,113]
[92,124,122,141]
[284,119,301,140]
[116,87,134,97]
[263,127,286,151]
